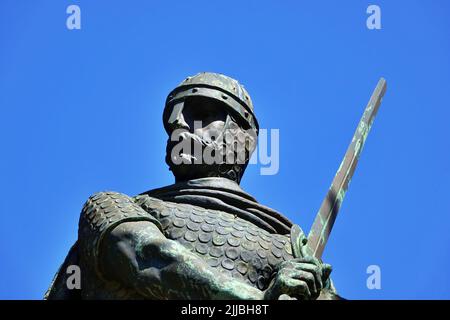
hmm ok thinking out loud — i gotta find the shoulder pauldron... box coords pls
[78,191,161,278]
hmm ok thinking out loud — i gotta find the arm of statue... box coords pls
[101,221,335,300]
[100,220,265,299]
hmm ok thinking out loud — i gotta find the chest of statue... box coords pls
[134,195,294,290]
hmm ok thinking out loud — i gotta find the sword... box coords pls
[291,78,387,260]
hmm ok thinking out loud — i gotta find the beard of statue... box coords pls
[165,121,256,184]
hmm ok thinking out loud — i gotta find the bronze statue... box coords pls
[45,72,354,300]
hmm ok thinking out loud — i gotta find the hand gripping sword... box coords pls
[291,78,387,259]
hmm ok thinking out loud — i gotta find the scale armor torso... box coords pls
[134,194,294,291]
[50,190,338,300]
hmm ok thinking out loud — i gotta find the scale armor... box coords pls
[77,191,294,298]
[134,194,294,291]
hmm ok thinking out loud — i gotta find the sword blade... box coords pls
[305,78,387,259]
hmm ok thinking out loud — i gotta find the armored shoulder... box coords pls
[78,191,162,279]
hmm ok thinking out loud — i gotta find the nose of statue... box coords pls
[168,111,190,133]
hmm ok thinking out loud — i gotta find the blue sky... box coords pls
[1,0,449,299]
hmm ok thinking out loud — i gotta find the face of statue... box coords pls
[165,96,256,183]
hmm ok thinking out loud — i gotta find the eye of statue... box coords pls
[183,97,227,128]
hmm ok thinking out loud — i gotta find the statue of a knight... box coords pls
[46,72,340,300]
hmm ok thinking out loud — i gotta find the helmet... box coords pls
[163,72,259,134]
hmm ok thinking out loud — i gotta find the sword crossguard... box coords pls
[290,224,309,258]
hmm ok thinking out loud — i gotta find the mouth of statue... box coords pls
[169,130,218,166]
[169,133,252,169]
[178,152,197,164]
